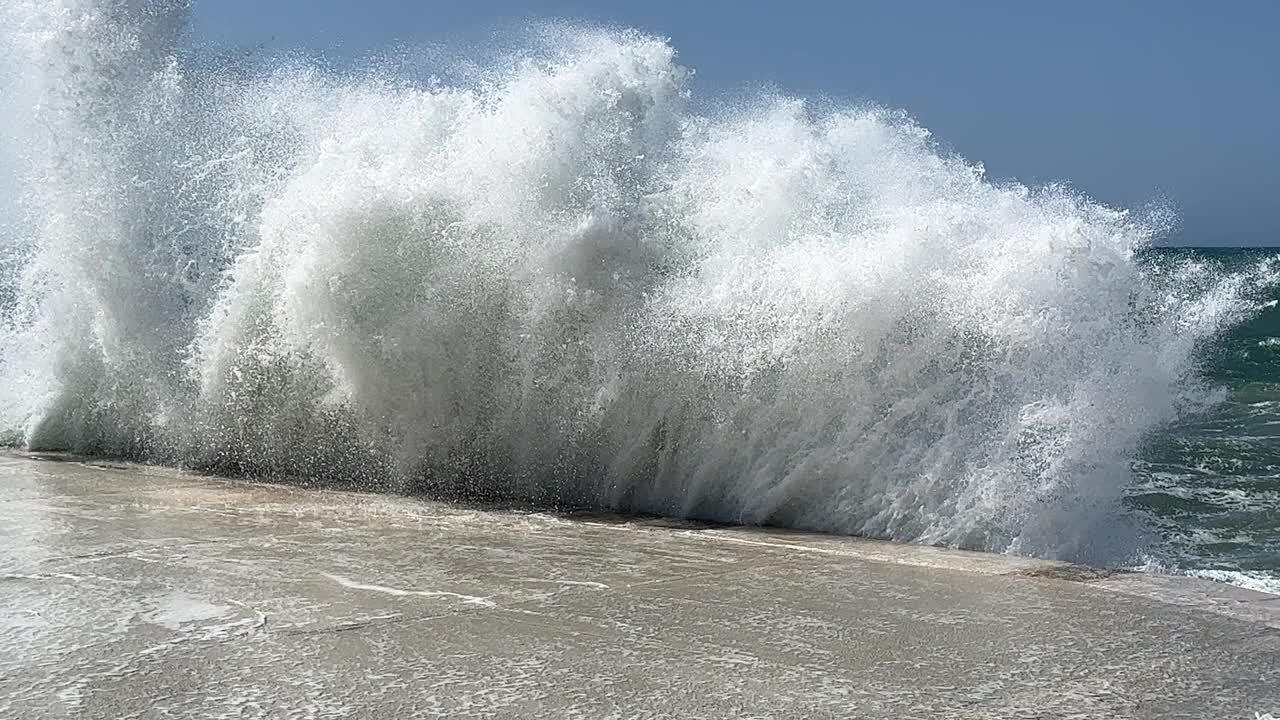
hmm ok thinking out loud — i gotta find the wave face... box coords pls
[1,0,1276,564]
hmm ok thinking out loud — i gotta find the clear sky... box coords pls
[190,0,1280,246]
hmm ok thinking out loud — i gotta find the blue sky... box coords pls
[190,1,1280,246]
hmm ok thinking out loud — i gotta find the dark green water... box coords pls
[1132,247,1280,590]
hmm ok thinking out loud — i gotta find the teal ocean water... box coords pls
[1133,248,1280,591]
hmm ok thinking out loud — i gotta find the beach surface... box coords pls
[1,452,1277,719]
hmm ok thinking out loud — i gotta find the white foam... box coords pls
[1180,569,1280,596]
[323,573,495,607]
[145,591,233,631]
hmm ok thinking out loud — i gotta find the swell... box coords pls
[1,0,1277,567]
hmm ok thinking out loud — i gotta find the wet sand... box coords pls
[1,452,1277,719]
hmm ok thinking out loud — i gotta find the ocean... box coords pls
[1133,248,1280,591]
[1,1,1277,593]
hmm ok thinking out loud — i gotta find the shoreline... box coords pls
[9,449,1280,619]
[2,449,1277,717]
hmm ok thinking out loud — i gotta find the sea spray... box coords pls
[1,0,1276,566]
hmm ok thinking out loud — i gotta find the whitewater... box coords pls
[1,0,1277,576]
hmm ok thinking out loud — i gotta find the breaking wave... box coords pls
[1,0,1276,565]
